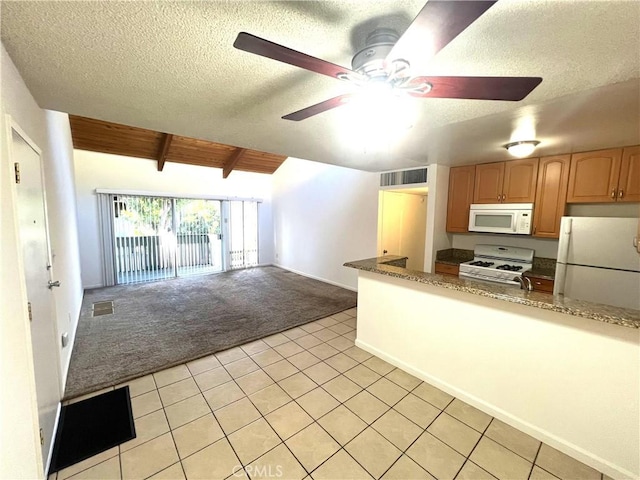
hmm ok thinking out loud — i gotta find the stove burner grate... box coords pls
[496,264,523,271]
[469,261,495,267]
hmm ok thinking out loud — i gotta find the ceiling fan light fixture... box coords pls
[504,140,540,157]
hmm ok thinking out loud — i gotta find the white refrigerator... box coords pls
[554,217,640,310]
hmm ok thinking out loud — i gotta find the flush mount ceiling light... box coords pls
[504,140,540,158]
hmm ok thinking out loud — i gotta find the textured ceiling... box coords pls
[1,1,639,171]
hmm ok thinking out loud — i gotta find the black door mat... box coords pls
[49,386,136,473]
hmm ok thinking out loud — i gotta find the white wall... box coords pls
[271,157,379,290]
[1,43,83,479]
[425,164,451,271]
[356,271,640,479]
[43,111,84,386]
[73,150,275,288]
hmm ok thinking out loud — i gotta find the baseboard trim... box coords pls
[355,338,635,480]
[273,263,357,292]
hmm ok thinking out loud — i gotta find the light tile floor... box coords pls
[51,308,608,480]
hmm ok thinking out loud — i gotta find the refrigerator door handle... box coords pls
[554,262,567,296]
[557,217,572,264]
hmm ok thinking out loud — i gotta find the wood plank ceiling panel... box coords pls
[69,116,164,159]
[237,151,287,174]
[166,136,236,168]
[69,115,287,176]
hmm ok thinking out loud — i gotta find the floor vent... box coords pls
[92,301,114,317]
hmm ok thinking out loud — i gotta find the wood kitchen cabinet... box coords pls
[446,165,476,233]
[473,162,504,203]
[532,155,570,238]
[566,146,639,203]
[434,262,459,276]
[619,146,640,202]
[473,158,539,204]
[523,274,555,293]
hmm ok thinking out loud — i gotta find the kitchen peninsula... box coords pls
[345,255,640,479]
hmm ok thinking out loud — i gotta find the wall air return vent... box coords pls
[380,167,428,187]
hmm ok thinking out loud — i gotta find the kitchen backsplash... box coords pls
[436,248,556,270]
[451,233,560,259]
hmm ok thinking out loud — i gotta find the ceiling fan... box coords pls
[233,0,542,122]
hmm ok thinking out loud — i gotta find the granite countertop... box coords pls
[345,256,639,329]
[435,248,474,266]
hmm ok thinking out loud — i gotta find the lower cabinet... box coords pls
[435,262,459,276]
[525,275,554,293]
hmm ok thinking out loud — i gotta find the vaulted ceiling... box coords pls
[2,1,639,172]
[69,115,287,177]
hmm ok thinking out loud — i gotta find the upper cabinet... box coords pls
[532,155,570,238]
[473,162,503,203]
[445,145,639,236]
[446,165,475,233]
[473,158,539,204]
[566,147,639,203]
[619,146,640,202]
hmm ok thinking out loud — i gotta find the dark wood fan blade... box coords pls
[234,32,355,80]
[408,76,542,101]
[282,94,354,121]
[388,1,497,64]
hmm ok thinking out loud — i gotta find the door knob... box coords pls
[48,280,61,289]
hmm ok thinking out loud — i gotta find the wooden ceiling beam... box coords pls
[70,115,286,175]
[157,133,173,172]
[223,148,247,179]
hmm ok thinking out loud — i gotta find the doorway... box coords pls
[378,190,428,271]
[12,123,61,467]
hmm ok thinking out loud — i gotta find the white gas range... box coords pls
[459,244,534,287]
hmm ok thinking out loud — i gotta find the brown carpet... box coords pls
[64,266,356,399]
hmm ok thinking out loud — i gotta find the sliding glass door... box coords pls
[112,195,223,284]
[229,200,259,269]
[113,195,175,284]
[175,199,222,277]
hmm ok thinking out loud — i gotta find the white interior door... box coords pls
[13,126,61,467]
[378,191,428,270]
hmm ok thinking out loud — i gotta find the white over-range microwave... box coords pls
[468,203,534,235]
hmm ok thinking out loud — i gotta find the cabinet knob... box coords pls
[497,194,501,201]
[611,188,617,199]
[618,189,624,198]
